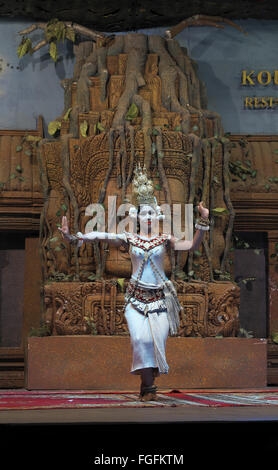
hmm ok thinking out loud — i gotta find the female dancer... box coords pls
[59,167,210,401]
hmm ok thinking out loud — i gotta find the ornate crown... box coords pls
[132,164,155,207]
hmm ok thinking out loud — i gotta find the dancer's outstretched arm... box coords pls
[58,216,128,247]
[169,201,210,251]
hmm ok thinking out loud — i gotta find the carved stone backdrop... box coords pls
[44,280,240,337]
[37,31,240,337]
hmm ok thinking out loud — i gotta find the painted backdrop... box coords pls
[0,18,277,135]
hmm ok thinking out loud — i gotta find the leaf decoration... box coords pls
[272,333,278,344]
[155,183,161,191]
[56,22,66,42]
[212,207,229,215]
[25,135,42,143]
[194,250,202,257]
[117,278,125,292]
[45,28,55,43]
[63,107,72,120]
[48,120,61,136]
[45,19,67,44]
[80,120,88,137]
[125,103,139,121]
[65,26,75,43]
[16,145,23,152]
[49,41,58,62]
[238,138,247,148]
[97,121,105,132]
[17,37,33,58]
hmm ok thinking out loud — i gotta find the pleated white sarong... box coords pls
[124,302,170,375]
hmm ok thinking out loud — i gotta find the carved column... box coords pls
[268,231,278,337]
[267,231,278,384]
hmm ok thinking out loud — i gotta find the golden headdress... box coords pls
[132,164,155,207]
[129,164,165,220]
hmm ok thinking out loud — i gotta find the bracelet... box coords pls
[195,217,211,226]
[195,223,210,231]
[199,215,210,223]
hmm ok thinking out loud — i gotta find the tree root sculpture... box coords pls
[165,14,247,39]
[19,15,243,283]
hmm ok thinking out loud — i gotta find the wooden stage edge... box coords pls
[1,401,278,425]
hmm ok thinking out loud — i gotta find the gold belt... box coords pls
[126,280,164,304]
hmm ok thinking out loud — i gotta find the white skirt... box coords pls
[124,302,170,375]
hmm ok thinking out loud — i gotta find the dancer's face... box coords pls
[138,205,158,235]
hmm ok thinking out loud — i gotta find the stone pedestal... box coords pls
[26,336,267,390]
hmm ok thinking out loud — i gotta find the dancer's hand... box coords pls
[197,201,209,219]
[58,216,70,238]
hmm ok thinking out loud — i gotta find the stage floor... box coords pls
[1,402,278,424]
[1,387,278,423]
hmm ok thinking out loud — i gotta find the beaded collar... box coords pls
[126,232,169,251]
